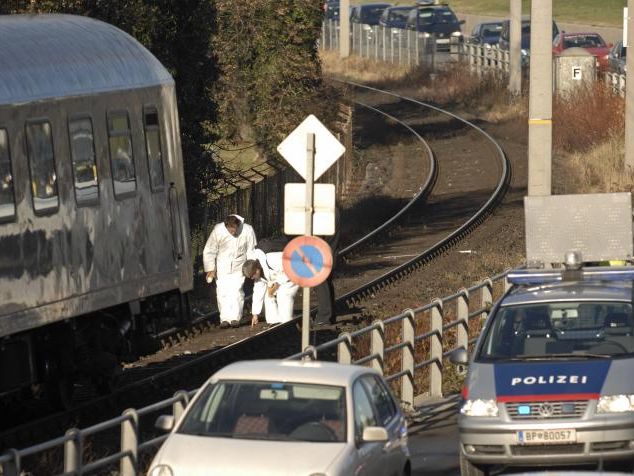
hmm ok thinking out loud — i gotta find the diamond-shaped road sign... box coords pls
[277,114,345,181]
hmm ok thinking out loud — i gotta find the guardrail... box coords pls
[321,19,463,67]
[1,270,511,475]
[462,43,510,75]
[604,71,627,96]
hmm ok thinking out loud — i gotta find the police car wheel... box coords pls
[459,452,488,476]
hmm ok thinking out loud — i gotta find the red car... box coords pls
[552,32,612,70]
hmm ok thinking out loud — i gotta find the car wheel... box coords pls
[460,452,488,476]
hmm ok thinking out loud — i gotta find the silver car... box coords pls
[148,359,410,476]
[454,265,634,475]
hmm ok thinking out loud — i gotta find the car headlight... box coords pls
[362,24,371,30]
[460,399,499,417]
[521,48,529,56]
[148,465,174,476]
[419,32,431,38]
[451,31,462,37]
[597,395,634,413]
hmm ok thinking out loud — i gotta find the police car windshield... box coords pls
[477,302,634,361]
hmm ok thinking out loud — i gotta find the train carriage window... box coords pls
[26,121,59,213]
[0,129,16,221]
[69,117,99,206]
[107,111,136,198]
[144,107,165,191]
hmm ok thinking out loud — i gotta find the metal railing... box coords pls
[321,19,464,67]
[604,71,627,96]
[1,270,512,475]
[462,43,510,75]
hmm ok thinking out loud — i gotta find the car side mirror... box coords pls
[459,19,465,25]
[362,426,389,443]
[609,42,614,48]
[450,347,468,365]
[155,415,175,432]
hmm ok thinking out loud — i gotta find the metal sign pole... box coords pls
[302,133,315,353]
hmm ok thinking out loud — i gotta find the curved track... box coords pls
[1,84,509,454]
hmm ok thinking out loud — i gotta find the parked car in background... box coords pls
[149,359,411,476]
[469,21,503,47]
[324,1,340,21]
[553,32,612,71]
[379,5,415,30]
[350,3,392,26]
[499,17,560,65]
[405,1,464,50]
[609,40,627,74]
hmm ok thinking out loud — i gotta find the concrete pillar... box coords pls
[509,0,522,95]
[625,2,634,169]
[340,0,350,58]
[527,0,552,196]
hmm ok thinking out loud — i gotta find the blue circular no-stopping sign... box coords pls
[282,236,333,287]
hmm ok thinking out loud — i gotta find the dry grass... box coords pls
[320,49,413,83]
[321,51,527,123]
[553,84,624,153]
[552,84,630,195]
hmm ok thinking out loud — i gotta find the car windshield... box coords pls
[390,8,412,22]
[362,6,388,23]
[178,380,347,443]
[482,24,502,37]
[417,7,457,25]
[478,302,634,361]
[563,34,605,49]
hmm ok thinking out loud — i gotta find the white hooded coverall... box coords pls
[203,215,257,323]
[248,249,299,324]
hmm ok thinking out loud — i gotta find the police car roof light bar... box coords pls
[507,267,634,286]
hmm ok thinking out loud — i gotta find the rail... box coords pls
[604,71,626,96]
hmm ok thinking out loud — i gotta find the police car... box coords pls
[452,252,634,475]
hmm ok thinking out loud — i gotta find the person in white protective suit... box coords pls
[242,249,299,326]
[203,215,257,328]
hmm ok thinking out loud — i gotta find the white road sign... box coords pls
[284,183,336,235]
[277,114,345,181]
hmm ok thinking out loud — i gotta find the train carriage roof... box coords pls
[0,14,174,105]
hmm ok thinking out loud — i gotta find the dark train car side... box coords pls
[0,15,193,406]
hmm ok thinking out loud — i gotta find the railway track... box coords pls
[1,83,509,458]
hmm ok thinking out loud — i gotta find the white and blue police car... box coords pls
[453,253,634,475]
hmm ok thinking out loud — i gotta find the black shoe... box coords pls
[230,320,240,328]
[219,321,230,329]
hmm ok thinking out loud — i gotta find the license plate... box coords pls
[516,429,576,445]
[436,38,450,44]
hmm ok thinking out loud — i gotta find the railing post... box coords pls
[120,409,139,476]
[374,25,379,60]
[480,279,493,323]
[338,332,352,364]
[430,299,443,398]
[321,21,326,50]
[401,309,416,407]
[2,450,20,476]
[173,390,190,422]
[371,319,385,374]
[382,26,387,62]
[457,288,469,352]
[64,428,81,475]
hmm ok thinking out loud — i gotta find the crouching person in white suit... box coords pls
[242,249,299,326]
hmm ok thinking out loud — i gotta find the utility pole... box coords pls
[527,0,552,195]
[625,3,634,169]
[509,0,522,95]
[340,0,350,58]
